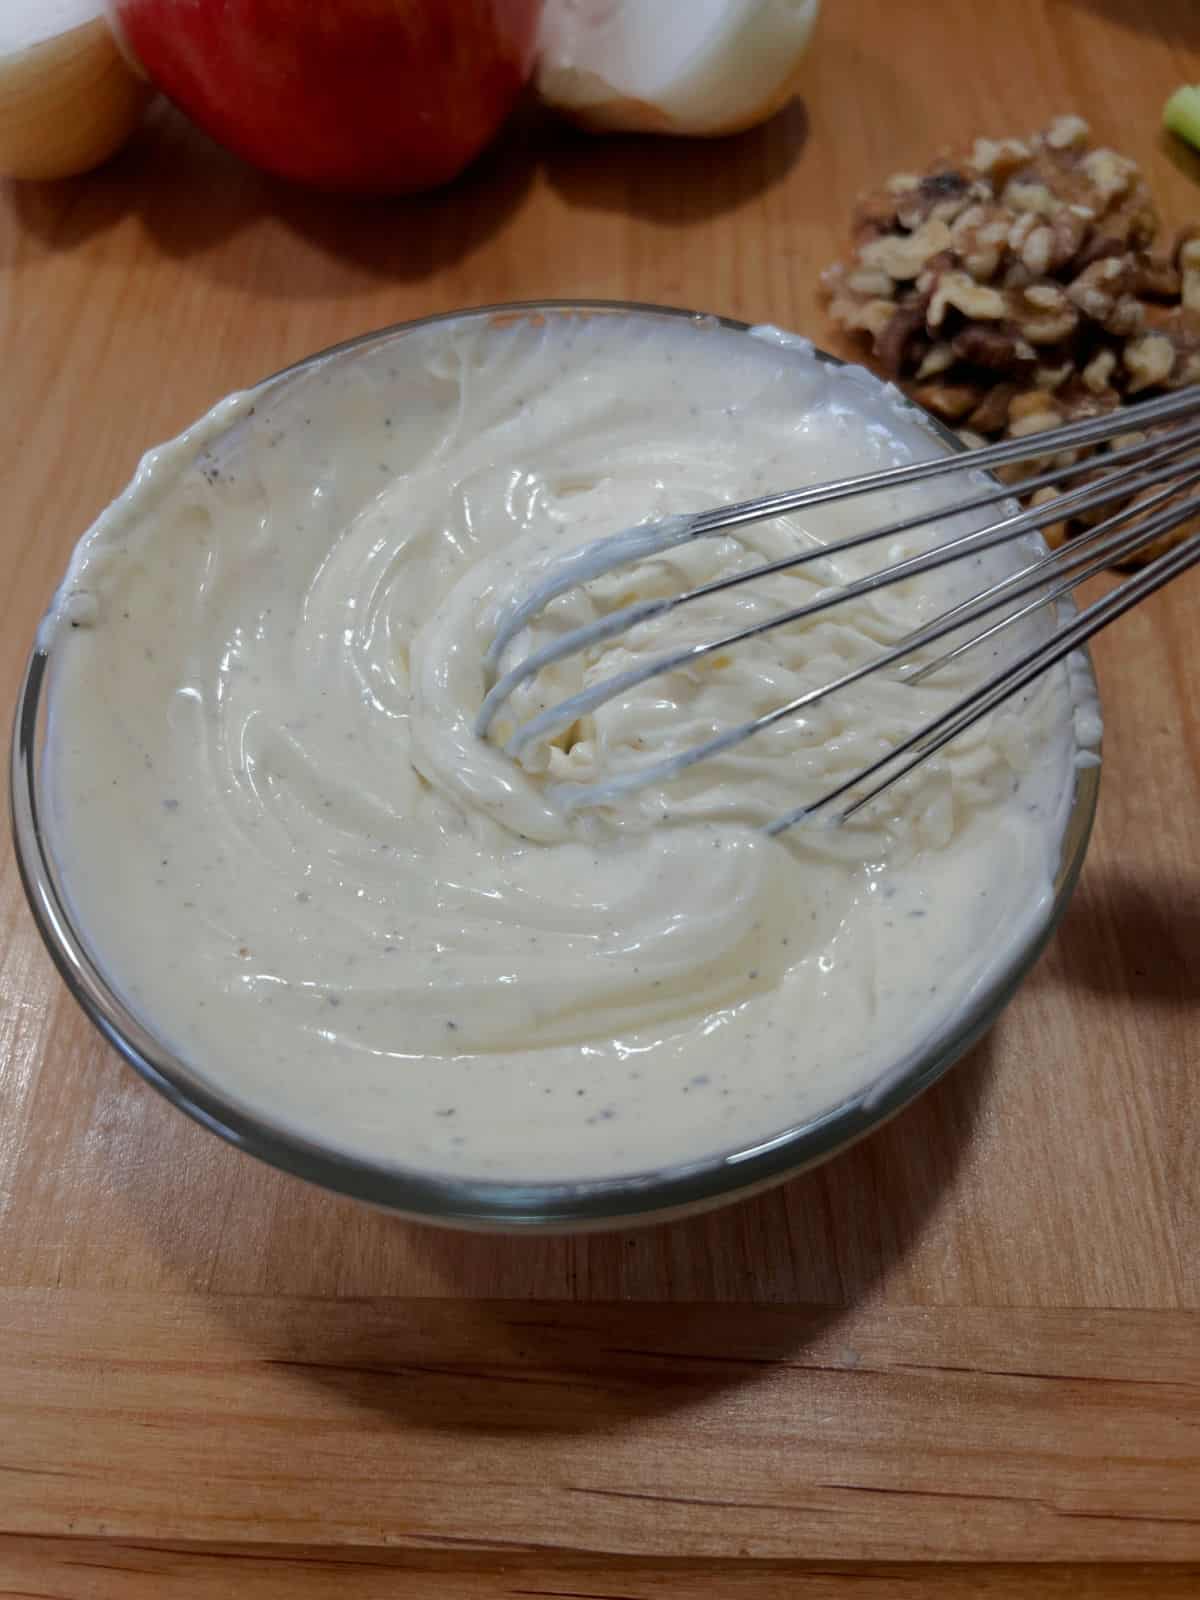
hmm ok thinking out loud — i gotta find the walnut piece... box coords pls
[910,380,982,421]
[915,341,956,379]
[1044,115,1089,151]
[859,216,952,280]
[1124,333,1174,392]
[1014,282,1079,345]
[951,321,1033,370]
[1081,348,1117,393]
[928,270,1008,327]
[823,115,1198,567]
[1179,237,1200,313]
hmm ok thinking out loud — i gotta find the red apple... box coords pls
[106,0,541,192]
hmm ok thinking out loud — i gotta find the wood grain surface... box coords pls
[2,0,1199,1593]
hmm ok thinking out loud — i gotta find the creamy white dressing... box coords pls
[40,312,1089,1181]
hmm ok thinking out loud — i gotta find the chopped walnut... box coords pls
[859,216,953,281]
[928,270,1008,327]
[950,204,1013,280]
[1135,254,1180,300]
[910,380,983,421]
[915,341,956,380]
[846,266,896,299]
[1033,360,1073,390]
[951,321,1034,370]
[1106,296,1146,338]
[1085,185,1158,257]
[1124,333,1174,392]
[1067,255,1135,321]
[1179,236,1200,313]
[823,115,1197,566]
[1081,348,1118,393]
[1021,223,1055,276]
[874,295,930,376]
[1030,485,1069,548]
[1014,282,1079,345]
[1080,147,1138,205]
[1008,412,1062,439]
[1044,115,1089,151]
[971,137,1031,181]
[829,293,895,341]
[966,381,1019,433]
[1008,212,1037,254]
[894,169,978,232]
[1045,208,1090,271]
[1130,306,1200,388]
[1004,179,1062,219]
[1009,389,1063,427]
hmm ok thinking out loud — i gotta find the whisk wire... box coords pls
[487,435,1197,760]
[907,469,1200,682]
[483,385,1200,670]
[785,524,1200,829]
[540,485,1198,819]
[477,385,1200,828]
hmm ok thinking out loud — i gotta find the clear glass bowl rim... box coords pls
[9,298,1101,1232]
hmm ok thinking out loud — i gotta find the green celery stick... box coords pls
[1165,85,1200,152]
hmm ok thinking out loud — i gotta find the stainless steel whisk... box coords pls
[476,385,1200,832]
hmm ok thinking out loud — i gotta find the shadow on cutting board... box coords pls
[410,1033,996,1313]
[536,100,808,227]
[108,1032,996,1433]
[1041,865,1199,1009]
[1059,0,1200,43]
[6,91,806,301]
[5,99,538,296]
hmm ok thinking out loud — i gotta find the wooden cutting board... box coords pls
[1,2,1198,1593]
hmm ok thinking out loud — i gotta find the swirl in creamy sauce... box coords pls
[41,313,1086,1179]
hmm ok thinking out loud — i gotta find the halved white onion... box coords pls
[0,0,150,180]
[537,0,820,137]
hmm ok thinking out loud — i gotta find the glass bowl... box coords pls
[9,300,1101,1231]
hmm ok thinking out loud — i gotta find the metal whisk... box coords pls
[476,386,1200,832]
